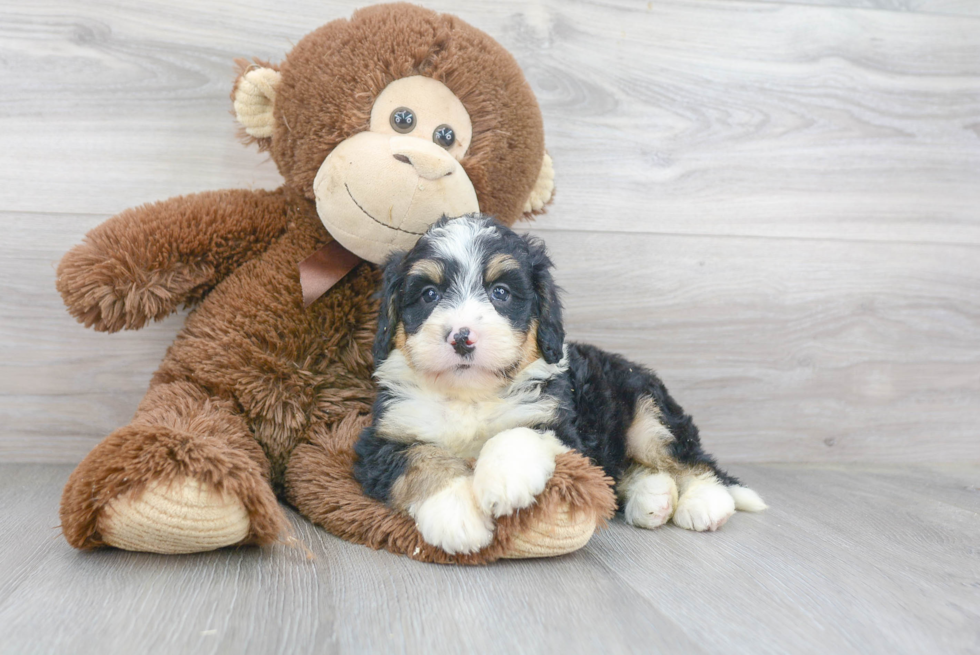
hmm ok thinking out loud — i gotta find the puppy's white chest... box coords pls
[379,390,557,459]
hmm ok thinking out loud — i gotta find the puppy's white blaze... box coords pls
[472,428,568,518]
[621,470,677,530]
[427,215,496,262]
[375,350,566,458]
[728,485,767,512]
[409,476,494,555]
[448,256,486,306]
[427,216,497,298]
[672,471,736,532]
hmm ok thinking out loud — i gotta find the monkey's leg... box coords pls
[60,381,285,553]
[285,412,616,563]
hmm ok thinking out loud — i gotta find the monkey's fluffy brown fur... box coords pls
[57,3,614,562]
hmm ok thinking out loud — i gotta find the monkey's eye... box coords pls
[421,287,441,304]
[433,125,455,149]
[390,108,416,133]
[490,285,511,303]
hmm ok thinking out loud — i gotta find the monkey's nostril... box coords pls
[393,154,411,165]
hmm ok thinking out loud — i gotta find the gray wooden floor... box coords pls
[1,463,977,654]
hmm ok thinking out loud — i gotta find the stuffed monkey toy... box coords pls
[57,3,615,563]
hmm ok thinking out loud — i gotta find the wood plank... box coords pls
[1,463,977,654]
[538,229,980,464]
[587,463,980,655]
[0,212,181,461]
[1,1,977,244]
[751,0,980,18]
[0,464,703,655]
[5,213,977,464]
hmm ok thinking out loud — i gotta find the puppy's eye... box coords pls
[390,107,416,133]
[433,125,455,149]
[422,287,441,304]
[490,285,511,303]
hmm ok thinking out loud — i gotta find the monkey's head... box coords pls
[232,3,555,264]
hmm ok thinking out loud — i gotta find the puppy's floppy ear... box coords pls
[373,251,408,366]
[524,235,565,364]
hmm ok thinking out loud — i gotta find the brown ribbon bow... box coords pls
[297,240,363,307]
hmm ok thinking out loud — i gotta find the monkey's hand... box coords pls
[57,188,297,332]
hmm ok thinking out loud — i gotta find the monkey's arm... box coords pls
[57,188,303,332]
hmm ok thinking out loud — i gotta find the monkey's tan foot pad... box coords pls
[101,478,250,554]
[502,506,597,559]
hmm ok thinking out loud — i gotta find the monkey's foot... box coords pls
[102,478,250,554]
[502,505,597,559]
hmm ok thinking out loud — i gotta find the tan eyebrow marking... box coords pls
[408,259,444,283]
[485,254,520,282]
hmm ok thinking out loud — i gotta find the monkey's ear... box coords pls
[373,251,408,366]
[522,152,556,216]
[232,61,281,140]
[524,234,565,364]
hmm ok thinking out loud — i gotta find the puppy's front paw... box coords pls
[673,479,736,532]
[411,477,494,555]
[473,428,566,518]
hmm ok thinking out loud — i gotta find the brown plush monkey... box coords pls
[57,3,615,563]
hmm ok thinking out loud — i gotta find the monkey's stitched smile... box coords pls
[345,183,425,236]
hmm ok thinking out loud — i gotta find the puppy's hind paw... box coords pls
[621,471,677,530]
[673,480,735,532]
[411,477,494,555]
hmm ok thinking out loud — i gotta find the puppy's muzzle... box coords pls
[450,327,476,357]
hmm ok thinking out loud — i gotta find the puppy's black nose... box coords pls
[451,328,475,356]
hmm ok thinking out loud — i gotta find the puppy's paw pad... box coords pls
[673,483,735,532]
[623,473,676,530]
[473,428,562,518]
[412,477,494,555]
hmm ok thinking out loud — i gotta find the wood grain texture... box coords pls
[3,0,978,243]
[5,214,978,463]
[751,0,980,17]
[545,229,980,463]
[0,463,977,654]
[1,0,978,463]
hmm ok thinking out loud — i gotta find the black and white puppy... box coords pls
[355,214,766,554]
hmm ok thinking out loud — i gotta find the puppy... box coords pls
[354,214,766,554]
